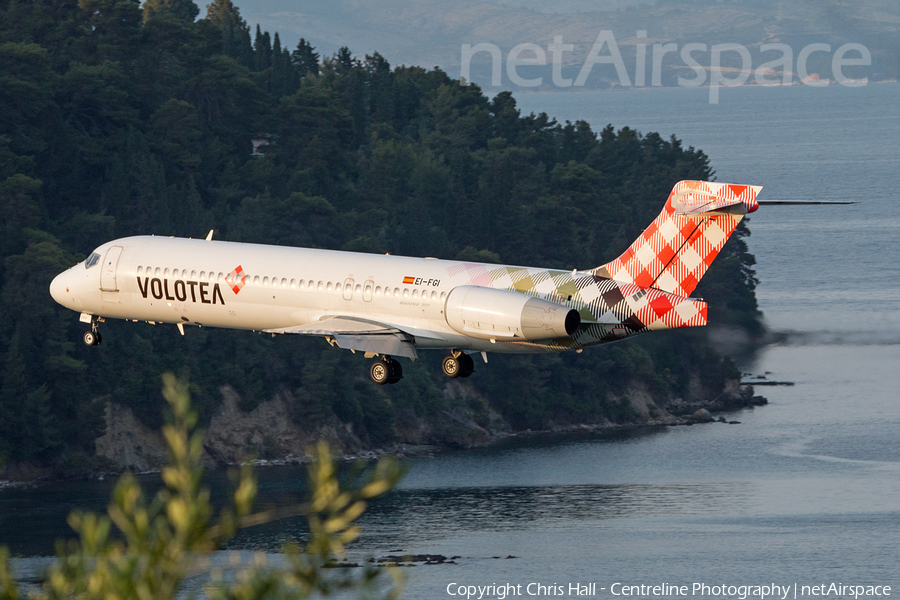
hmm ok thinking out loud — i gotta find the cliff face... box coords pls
[93,379,758,471]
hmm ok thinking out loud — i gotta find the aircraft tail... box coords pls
[591,181,761,297]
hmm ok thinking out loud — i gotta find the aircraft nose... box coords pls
[49,270,71,306]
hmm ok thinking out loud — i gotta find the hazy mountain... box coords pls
[229,0,899,87]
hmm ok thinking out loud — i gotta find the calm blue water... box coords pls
[4,83,900,598]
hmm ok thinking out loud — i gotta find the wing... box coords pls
[263,316,442,359]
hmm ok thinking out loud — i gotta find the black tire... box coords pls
[83,331,97,347]
[95,332,102,346]
[387,359,403,384]
[370,360,390,385]
[442,355,461,378]
[458,353,475,378]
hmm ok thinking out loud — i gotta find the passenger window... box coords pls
[317,281,324,290]
[300,280,305,289]
[137,266,143,275]
[191,270,197,279]
[365,284,373,294]
[336,283,342,293]
[355,284,361,294]
[403,289,409,298]
[164,268,170,277]
[412,290,418,298]
[218,273,224,281]
[290,279,296,288]
[375,286,381,295]
[281,278,287,287]
[200,271,206,279]
[327,282,333,292]
[155,267,161,276]
[263,277,269,285]
[209,272,215,281]
[440,292,446,300]
[253,276,260,284]
[394,288,400,296]
[431,291,437,300]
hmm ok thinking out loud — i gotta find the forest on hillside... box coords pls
[0,0,762,470]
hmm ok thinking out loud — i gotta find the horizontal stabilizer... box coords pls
[673,193,740,215]
[672,183,761,215]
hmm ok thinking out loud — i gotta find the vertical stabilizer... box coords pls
[591,181,761,296]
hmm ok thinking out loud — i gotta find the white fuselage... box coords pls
[50,236,589,353]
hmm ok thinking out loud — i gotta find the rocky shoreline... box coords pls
[0,377,770,488]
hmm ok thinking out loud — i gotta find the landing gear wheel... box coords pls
[442,355,461,378]
[83,331,100,347]
[458,353,474,378]
[387,359,403,384]
[370,360,391,385]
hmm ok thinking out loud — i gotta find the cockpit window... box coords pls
[85,252,101,269]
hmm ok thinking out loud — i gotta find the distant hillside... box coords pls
[234,0,900,89]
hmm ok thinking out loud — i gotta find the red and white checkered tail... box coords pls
[591,181,761,297]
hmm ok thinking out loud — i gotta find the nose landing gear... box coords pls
[370,356,403,385]
[82,318,103,347]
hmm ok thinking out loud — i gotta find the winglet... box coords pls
[205,230,214,241]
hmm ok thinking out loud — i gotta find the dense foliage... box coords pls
[0,0,762,468]
[0,375,404,599]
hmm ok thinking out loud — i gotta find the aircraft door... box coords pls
[343,278,354,301]
[100,246,123,291]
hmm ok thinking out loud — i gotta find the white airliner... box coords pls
[50,181,760,384]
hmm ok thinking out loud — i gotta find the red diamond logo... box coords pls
[228,265,246,294]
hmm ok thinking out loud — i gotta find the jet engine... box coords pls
[444,285,580,341]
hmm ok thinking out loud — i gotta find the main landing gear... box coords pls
[442,350,474,379]
[370,356,403,385]
[83,320,102,347]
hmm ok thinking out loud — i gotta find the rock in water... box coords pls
[692,408,714,422]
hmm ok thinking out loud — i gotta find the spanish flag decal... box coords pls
[402,276,415,284]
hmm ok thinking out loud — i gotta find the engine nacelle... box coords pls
[444,286,581,341]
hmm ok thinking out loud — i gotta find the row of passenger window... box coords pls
[136,266,446,300]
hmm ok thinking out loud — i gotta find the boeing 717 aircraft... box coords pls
[50,180,761,384]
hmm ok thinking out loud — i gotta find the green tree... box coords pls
[291,38,319,76]
[203,0,252,64]
[142,0,199,25]
[0,375,403,599]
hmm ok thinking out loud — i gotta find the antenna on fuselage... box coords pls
[205,229,214,241]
